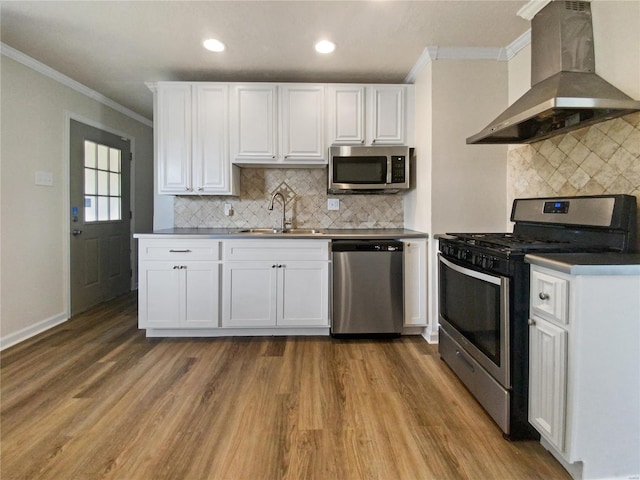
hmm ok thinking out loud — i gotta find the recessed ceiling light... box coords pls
[315,40,336,54]
[203,38,225,52]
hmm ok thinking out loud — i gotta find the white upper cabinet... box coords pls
[327,85,365,145]
[193,84,237,194]
[327,84,414,146]
[230,84,278,163]
[155,82,239,195]
[156,83,192,193]
[280,85,326,163]
[231,84,327,166]
[368,85,406,145]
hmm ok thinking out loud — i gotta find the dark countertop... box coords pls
[134,228,428,240]
[525,253,640,275]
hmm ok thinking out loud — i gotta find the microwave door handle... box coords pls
[386,157,392,184]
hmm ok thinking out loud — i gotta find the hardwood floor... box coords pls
[1,293,570,480]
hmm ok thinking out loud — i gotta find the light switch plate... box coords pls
[35,171,54,186]
[327,198,340,211]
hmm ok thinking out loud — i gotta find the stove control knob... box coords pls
[457,249,471,261]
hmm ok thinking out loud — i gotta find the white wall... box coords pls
[405,57,508,342]
[0,54,154,348]
[431,60,508,234]
[591,0,640,100]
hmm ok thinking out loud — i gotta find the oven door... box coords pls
[438,255,510,388]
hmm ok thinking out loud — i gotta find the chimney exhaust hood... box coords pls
[467,1,640,145]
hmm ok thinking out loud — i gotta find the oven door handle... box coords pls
[439,255,502,285]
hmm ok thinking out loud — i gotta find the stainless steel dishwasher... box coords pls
[331,240,404,336]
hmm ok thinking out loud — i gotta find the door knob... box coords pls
[72,229,83,236]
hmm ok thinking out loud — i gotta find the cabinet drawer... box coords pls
[530,268,569,324]
[139,239,221,261]
[224,240,330,261]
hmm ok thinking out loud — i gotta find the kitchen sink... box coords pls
[235,228,325,235]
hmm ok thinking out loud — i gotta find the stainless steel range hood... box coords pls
[467,1,640,145]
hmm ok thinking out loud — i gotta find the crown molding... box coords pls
[1,43,152,128]
[404,47,438,83]
[504,29,532,60]
[517,0,552,20]
[405,27,532,83]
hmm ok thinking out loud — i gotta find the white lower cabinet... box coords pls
[137,238,222,329]
[528,263,640,480]
[222,260,329,327]
[402,238,427,327]
[222,240,330,328]
[140,261,220,329]
[528,316,567,450]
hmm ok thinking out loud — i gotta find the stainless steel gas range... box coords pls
[437,195,637,440]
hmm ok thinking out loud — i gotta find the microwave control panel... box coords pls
[391,156,406,183]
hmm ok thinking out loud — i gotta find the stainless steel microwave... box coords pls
[328,146,410,194]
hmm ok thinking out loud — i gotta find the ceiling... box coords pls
[0,1,530,121]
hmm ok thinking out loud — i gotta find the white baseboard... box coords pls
[422,326,439,344]
[0,313,68,351]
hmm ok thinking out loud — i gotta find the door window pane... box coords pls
[97,144,109,170]
[84,141,96,168]
[83,140,123,223]
[109,148,121,172]
[85,169,96,195]
[85,196,97,222]
[110,198,121,221]
[98,197,109,221]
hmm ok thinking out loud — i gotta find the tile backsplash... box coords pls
[174,168,404,229]
[507,112,640,210]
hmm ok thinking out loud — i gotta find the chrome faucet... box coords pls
[267,191,290,231]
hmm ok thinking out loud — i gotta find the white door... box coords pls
[139,261,182,328]
[529,317,568,450]
[193,84,231,194]
[230,84,278,162]
[327,85,365,145]
[277,261,329,326]
[368,86,405,144]
[157,83,192,193]
[280,85,326,162]
[222,262,277,326]
[69,120,131,315]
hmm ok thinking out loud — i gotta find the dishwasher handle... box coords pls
[331,240,404,253]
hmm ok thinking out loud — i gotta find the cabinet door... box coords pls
[280,85,326,163]
[403,239,427,326]
[222,262,277,327]
[183,262,220,328]
[327,85,365,145]
[193,84,236,195]
[368,86,405,145]
[278,261,329,326]
[230,84,278,163]
[529,317,568,451]
[157,83,192,194]
[139,261,183,328]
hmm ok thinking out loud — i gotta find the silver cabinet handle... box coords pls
[538,292,550,300]
[169,249,192,253]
